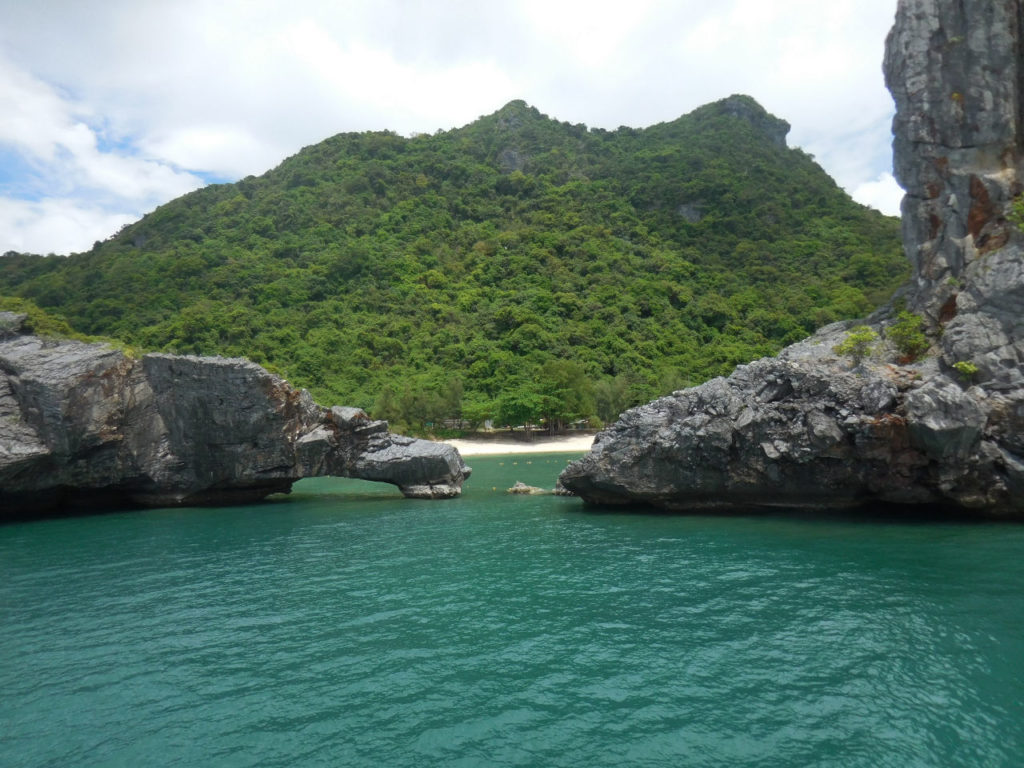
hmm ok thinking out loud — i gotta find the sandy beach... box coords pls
[441,433,595,456]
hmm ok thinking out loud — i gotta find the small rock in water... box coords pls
[507,481,548,495]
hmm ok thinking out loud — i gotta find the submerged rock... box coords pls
[0,315,470,514]
[560,0,1024,518]
[507,481,548,495]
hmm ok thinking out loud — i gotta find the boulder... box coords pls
[507,481,548,495]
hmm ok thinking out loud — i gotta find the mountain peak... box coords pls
[0,91,904,429]
[490,99,548,130]
[495,98,532,114]
[694,94,790,149]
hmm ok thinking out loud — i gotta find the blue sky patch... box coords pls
[0,146,46,201]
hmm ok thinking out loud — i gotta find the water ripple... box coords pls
[2,457,1023,767]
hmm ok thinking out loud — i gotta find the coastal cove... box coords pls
[3,3,1024,768]
[2,454,1023,768]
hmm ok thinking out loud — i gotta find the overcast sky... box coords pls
[0,0,902,256]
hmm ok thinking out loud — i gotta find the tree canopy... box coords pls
[0,95,907,432]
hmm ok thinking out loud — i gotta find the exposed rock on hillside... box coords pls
[560,0,1024,517]
[0,314,470,515]
[716,94,790,150]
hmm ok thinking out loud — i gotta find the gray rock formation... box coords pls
[0,314,470,515]
[560,0,1024,518]
[886,0,1022,326]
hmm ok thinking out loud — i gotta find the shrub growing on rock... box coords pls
[886,310,929,361]
[952,360,978,383]
[833,326,878,364]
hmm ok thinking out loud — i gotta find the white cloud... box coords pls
[0,53,204,252]
[0,0,903,254]
[0,56,77,163]
[852,172,904,216]
[140,125,278,181]
[0,197,136,255]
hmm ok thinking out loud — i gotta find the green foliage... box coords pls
[460,394,495,430]
[834,326,879,363]
[0,96,908,429]
[886,310,929,361]
[369,374,463,433]
[0,295,139,355]
[1010,194,1024,231]
[593,375,634,423]
[952,360,979,383]
[536,359,594,432]
[495,389,543,432]
[0,296,81,339]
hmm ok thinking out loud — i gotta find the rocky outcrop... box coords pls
[716,94,790,151]
[560,0,1024,518]
[885,0,1022,325]
[507,481,548,495]
[0,314,470,515]
[559,322,1022,515]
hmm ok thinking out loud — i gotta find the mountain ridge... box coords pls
[0,95,906,432]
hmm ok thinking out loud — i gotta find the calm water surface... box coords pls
[2,454,1022,767]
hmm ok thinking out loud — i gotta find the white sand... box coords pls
[441,434,595,456]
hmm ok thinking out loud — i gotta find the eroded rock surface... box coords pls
[560,0,1024,517]
[0,315,469,514]
[507,481,549,495]
[560,322,1022,515]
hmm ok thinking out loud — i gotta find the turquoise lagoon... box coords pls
[1,454,1022,767]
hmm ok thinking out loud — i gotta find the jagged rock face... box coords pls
[887,0,1024,390]
[0,314,470,514]
[884,0,1023,324]
[560,324,1023,515]
[560,0,1024,517]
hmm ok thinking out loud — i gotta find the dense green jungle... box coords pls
[0,95,907,433]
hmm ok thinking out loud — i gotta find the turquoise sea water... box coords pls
[2,453,1023,768]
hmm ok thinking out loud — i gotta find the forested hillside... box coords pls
[0,96,907,432]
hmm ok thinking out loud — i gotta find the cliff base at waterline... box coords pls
[0,313,469,516]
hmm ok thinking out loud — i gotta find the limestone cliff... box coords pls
[559,0,1024,517]
[0,315,470,515]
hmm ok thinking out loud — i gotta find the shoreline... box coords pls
[440,433,595,456]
